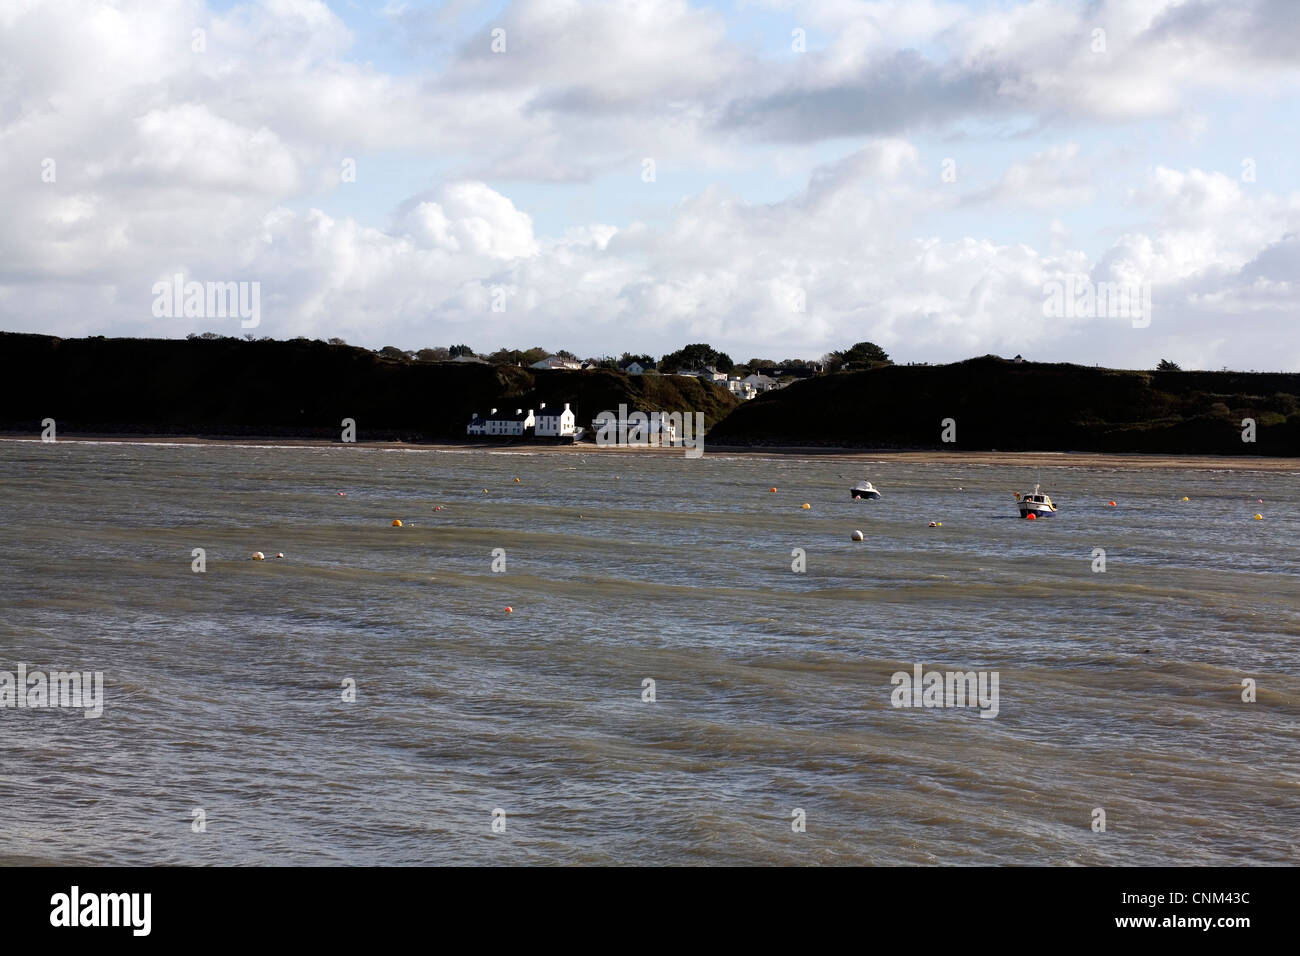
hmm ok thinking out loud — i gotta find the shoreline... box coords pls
[2,433,1297,471]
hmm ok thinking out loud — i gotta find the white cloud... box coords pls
[0,0,1298,373]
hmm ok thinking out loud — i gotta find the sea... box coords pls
[1,440,1297,865]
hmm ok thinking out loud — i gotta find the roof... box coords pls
[531,355,583,369]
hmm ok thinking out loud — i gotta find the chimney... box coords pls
[539,402,546,411]
[563,403,570,413]
[490,408,497,415]
[516,408,522,415]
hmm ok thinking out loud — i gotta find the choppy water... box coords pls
[1,440,1297,865]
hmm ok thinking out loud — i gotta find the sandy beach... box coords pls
[3,432,1297,471]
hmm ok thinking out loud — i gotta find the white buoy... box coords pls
[850,530,864,542]
[251,551,265,561]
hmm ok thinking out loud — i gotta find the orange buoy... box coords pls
[801,503,811,509]
[505,606,513,613]
[1026,512,1036,520]
[1108,501,1116,507]
[392,519,402,527]
[1254,513,1263,520]
[514,477,520,482]
[770,487,777,493]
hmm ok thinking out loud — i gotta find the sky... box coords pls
[1,0,1297,369]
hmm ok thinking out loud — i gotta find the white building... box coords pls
[535,402,576,437]
[674,366,728,383]
[530,355,583,370]
[727,378,757,400]
[741,373,778,392]
[474,407,534,436]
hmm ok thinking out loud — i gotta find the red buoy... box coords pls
[1026,512,1037,520]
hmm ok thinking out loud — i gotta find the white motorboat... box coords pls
[850,480,882,500]
[1017,483,1057,518]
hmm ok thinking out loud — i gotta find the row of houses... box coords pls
[671,368,785,400]
[466,402,577,438]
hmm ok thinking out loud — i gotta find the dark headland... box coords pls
[1,331,1297,456]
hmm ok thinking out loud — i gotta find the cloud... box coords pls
[1,0,1298,373]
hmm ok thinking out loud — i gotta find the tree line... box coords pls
[185,331,898,377]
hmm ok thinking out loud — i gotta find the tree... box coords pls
[1157,359,1182,371]
[487,348,525,366]
[555,348,579,361]
[328,337,347,346]
[824,341,890,372]
[448,344,474,358]
[715,352,734,373]
[841,341,891,366]
[521,347,550,366]
[661,343,719,372]
[378,346,407,361]
[416,347,449,362]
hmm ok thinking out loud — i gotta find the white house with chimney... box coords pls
[468,407,535,436]
[534,402,576,437]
